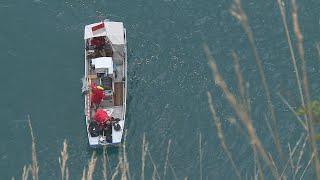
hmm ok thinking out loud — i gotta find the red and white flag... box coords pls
[91,22,105,35]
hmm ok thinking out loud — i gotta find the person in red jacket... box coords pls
[91,83,105,108]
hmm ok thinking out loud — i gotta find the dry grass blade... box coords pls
[28,116,39,180]
[204,44,280,178]
[65,167,69,180]
[280,133,304,179]
[152,167,157,180]
[295,135,308,176]
[230,0,282,158]
[122,130,131,180]
[111,162,120,180]
[119,154,127,180]
[288,144,295,179]
[231,50,246,105]
[141,133,148,180]
[299,152,314,180]
[264,115,277,156]
[276,0,306,125]
[59,139,68,180]
[22,165,31,180]
[81,167,86,180]
[253,146,264,180]
[316,43,320,61]
[147,150,161,180]
[291,0,320,178]
[199,132,203,180]
[207,92,242,179]
[163,139,172,179]
[86,152,97,180]
[103,147,110,180]
[268,153,279,178]
[169,161,178,180]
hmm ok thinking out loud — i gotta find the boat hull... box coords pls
[83,20,127,148]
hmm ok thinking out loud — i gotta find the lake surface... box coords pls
[0,0,319,179]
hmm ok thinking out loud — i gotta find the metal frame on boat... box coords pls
[82,19,127,148]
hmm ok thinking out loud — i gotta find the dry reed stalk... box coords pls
[207,92,242,179]
[81,168,86,180]
[277,93,307,130]
[141,133,148,180]
[300,152,314,180]
[280,133,304,179]
[276,0,306,123]
[118,144,127,180]
[231,51,246,105]
[28,116,39,180]
[86,152,97,180]
[22,165,31,180]
[230,0,283,158]
[122,130,131,180]
[59,139,68,180]
[264,115,278,155]
[111,161,120,180]
[119,154,127,180]
[163,139,172,179]
[65,167,69,180]
[103,147,109,180]
[253,145,264,180]
[169,161,178,180]
[268,152,279,177]
[152,167,157,180]
[204,44,280,178]
[288,144,295,179]
[148,149,161,180]
[295,135,308,176]
[199,132,203,180]
[291,1,320,178]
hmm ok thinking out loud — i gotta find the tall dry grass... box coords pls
[230,0,283,160]
[59,139,69,180]
[207,92,241,179]
[205,0,320,179]
[291,0,320,178]
[204,44,280,178]
[18,119,180,180]
[28,116,39,180]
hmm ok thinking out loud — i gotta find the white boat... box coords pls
[82,20,127,148]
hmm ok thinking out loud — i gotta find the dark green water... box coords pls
[0,0,319,179]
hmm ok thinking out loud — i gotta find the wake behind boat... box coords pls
[82,20,127,148]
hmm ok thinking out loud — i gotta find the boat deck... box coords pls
[114,82,123,106]
[105,106,123,119]
[114,64,124,82]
